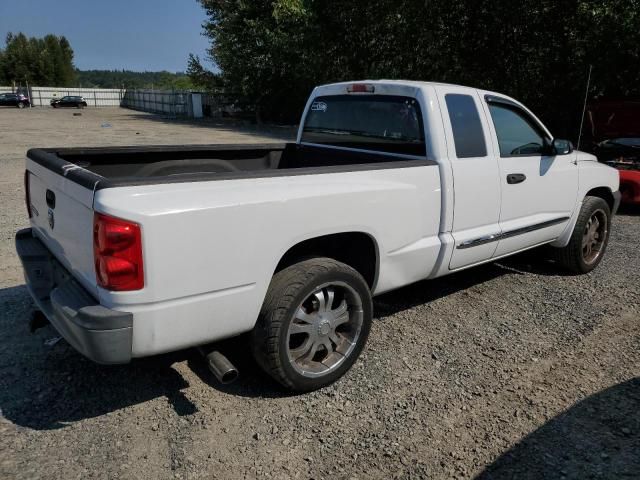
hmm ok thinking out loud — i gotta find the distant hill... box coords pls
[75,70,196,90]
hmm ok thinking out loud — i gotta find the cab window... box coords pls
[488,103,547,156]
[445,94,487,158]
[302,95,426,156]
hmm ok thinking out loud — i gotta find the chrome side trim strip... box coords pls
[457,233,500,249]
[456,216,570,250]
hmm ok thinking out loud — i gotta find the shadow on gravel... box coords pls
[476,378,640,480]
[201,257,571,397]
[617,204,640,216]
[374,263,517,318]
[0,285,199,430]
[374,248,582,319]
[186,339,294,400]
[0,250,584,415]
[494,250,577,277]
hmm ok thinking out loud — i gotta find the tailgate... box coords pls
[26,158,98,297]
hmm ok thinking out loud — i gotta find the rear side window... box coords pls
[301,95,426,156]
[445,94,487,158]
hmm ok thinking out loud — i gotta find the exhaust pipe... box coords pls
[197,347,239,384]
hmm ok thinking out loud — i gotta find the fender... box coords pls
[551,155,619,248]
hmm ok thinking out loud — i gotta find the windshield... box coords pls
[301,95,426,156]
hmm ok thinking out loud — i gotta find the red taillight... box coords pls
[93,213,144,291]
[24,171,32,218]
[347,83,375,93]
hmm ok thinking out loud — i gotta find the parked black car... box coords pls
[50,96,88,108]
[0,93,30,108]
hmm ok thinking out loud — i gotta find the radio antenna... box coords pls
[577,64,593,151]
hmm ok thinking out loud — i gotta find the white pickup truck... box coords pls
[17,80,620,391]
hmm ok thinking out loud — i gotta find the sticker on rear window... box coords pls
[311,101,327,112]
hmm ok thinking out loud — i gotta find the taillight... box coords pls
[24,171,32,218]
[347,83,375,93]
[93,213,144,291]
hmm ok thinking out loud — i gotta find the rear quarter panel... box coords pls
[94,164,442,356]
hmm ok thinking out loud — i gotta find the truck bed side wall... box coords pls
[93,164,442,357]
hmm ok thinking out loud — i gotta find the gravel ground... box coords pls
[0,107,638,480]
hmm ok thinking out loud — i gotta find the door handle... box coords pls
[507,173,526,184]
[45,189,56,208]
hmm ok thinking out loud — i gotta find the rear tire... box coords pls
[551,196,611,274]
[251,257,372,392]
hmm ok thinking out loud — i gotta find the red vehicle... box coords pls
[586,99,640,205]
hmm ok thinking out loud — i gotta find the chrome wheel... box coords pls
[582,209,608,265]
[287,282,363,378]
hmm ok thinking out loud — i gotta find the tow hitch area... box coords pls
[29,310,49,333]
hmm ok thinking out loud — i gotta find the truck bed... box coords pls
[27,143,429,190]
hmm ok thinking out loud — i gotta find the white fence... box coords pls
[1,85,204,117]
[121,89,203,118]
[0,85,123,107]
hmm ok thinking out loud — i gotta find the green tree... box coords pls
[195,0,318,122]
[75,69,196,89]
[0,32,76,86]
[186,54,221,90]
[195,0,640,132]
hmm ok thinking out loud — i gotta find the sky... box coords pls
[0,0,211,72]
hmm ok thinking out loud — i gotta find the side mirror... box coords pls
[552,138,574,155]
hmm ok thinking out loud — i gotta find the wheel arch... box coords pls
[551,186,616,248]
[274,232,380,291]
[585,186,615,212]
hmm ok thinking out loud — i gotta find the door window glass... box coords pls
[489,104,546,156]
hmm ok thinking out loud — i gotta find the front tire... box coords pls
[552,196,611,273]
[17,102,25,109]
[251,257,372,392]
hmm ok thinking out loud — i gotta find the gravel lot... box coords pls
[1,107,638,480]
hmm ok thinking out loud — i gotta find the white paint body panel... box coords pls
[434,86,502,269]
[26,160,97,297]
[25,80,620,359]
[93,165,442,356]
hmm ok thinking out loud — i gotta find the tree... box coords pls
[186,54,221,90]
[0,32,76,86]
[75,69,196,89]
[195,0,640,132]
[195,0,318,122]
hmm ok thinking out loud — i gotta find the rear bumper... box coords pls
[15,228,132,364]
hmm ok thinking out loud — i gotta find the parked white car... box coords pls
[17,80,620,391]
